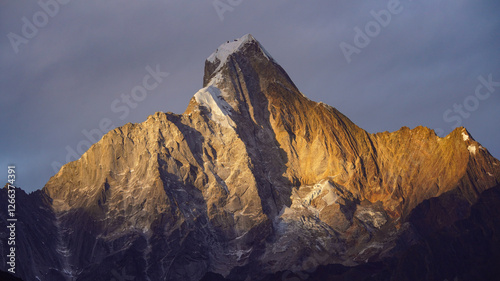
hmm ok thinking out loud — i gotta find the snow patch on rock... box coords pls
[322,188,338,206]
[355,206,387,229]
[292,180,338,210]
[462,132,469,141]
[358,242,384,256]
[232,248,252,261]
[194,85,235,128]
[468,145,476,155]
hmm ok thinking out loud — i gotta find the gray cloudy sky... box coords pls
[1,0,499,193]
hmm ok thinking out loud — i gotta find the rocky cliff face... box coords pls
[1,34,500,281]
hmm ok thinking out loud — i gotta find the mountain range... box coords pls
[1,34,500,281]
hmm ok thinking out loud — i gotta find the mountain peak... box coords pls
[203,34,274,86]
[207,34,255,62]
[206,34,271,66]
[187,34,302,121]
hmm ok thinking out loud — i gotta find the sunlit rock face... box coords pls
[1,34,500,281]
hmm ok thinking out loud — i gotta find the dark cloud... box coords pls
[1,0,499,192]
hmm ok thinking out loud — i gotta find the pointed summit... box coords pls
[203,34,276,87]
[187,34,303,124]
[206,34,272,70]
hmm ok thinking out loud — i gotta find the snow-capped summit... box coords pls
[189,34,301,127]
[205,34,274,75]
[207,34,257,63]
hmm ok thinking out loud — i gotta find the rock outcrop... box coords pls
[1,34,500,281]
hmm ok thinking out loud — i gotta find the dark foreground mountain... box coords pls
[1,34,499,281]
[0,270,24,281]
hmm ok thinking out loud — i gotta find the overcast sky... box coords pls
[1,0,499,193]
